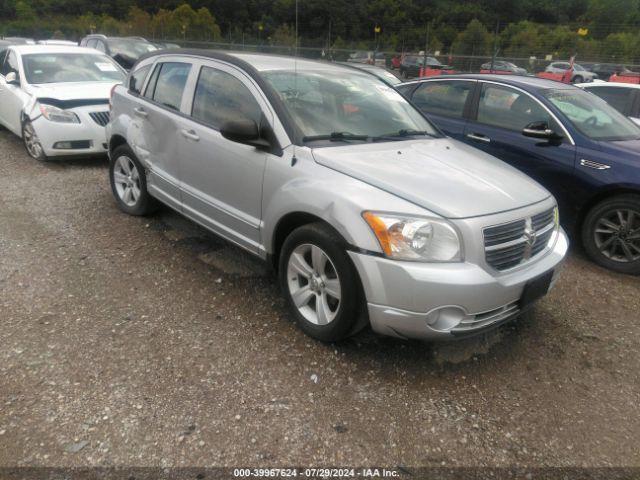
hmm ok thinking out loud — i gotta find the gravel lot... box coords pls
[0,128,639,469]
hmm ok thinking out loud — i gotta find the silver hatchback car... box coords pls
[107,50,569,342]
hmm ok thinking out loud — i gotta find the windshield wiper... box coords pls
[372,129,434,141]
[302,132,369,143]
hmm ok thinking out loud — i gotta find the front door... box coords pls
[0,51,26,135]
[176,62,272,254]
[463,82,577,212]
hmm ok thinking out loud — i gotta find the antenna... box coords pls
[291,0,299,166]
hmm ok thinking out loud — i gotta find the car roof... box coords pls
[10,45,107,55]
[577,81,640,89]
[399,74,575,92]
[140,49,378,76]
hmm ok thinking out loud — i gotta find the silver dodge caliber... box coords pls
[107,50,569,342]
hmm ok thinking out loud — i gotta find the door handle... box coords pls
[466,133,491,143]
[181,129,200,141]
[134,107,148,118]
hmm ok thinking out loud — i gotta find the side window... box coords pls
[191,66,262,129]
[586,87,633,116]
[412,81,474,119]
[95,41,106,53]
[129,64,151,95]
[0,50,7,73]
[149,62,191,111]
[1,51,19,76]
[477,84,550,132]
[86,39,97,49]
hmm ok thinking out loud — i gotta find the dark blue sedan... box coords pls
[397,75,640,275]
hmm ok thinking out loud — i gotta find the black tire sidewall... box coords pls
[109,145,157,216]
[278,223,366,342]
[22,121,47,162]
[582,194,640,275]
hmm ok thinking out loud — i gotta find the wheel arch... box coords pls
[109,134,128,157]
[576,185,640,233]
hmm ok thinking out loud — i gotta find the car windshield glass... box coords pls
[108,39,157,59]
[22,53,125,84]
[262,69,439,141]
[573,64,585,71]
[543,88,640,141]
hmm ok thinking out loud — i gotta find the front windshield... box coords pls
[261,69,439,141]
[22,53,125,84]
[543,88,640,141]
[108,39,157,59]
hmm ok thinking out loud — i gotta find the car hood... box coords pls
[312,138,550,219]
[28,82,118,101]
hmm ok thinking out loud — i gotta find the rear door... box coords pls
[407,79,476,140]
[463,81,577,211]
[132,58,193,210]
[175,60,274,254]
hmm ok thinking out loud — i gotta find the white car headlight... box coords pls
[363,211,463,262]
[39,104,80,124]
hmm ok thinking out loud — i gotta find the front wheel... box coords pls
[582,194,640,275]
[279,223,367,342]
[572,75,584,84]
[22,120,47,162]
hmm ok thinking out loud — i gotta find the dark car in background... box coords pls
[399,55,452,79]
[397,75,640,274]
[79,34,158,69]
[480,60,527,75]
[588,63,633,81]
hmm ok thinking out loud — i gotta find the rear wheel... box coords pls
[22,120,47,162]
[573,75,584,84]
[582,194,640,275]
[279,223,367,342]
[109,145,158,216]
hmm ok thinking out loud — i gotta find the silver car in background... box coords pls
[107,50,568,342]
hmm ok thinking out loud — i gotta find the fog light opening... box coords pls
[425,306,468,331]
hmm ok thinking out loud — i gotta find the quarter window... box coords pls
[412,80,474,118]
[1,51,19,76]
[129,64,151,95]
[476,84,550,131]
[191,66,262,129]
[147,62,191,111]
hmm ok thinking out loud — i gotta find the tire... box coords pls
[573,75,584,84]
[22,120,48,162]
[109,144,158,216]
[278,222,367,342]
[582,194,640,275]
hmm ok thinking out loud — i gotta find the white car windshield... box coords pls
[262,69,438,141]
[22,53,125,84]
[544,88,640,141]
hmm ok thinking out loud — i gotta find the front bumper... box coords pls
[349,228,569,341]
[32,106,109,157]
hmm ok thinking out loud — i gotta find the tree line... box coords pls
[3,0,640,63]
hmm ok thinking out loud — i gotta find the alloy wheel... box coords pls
[594,208,640,263]
[113,155,142,207]
[23,122,44,159]
[286,243,342,326]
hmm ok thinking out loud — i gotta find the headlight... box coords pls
[362,211,463,262]
[39,104,80,124]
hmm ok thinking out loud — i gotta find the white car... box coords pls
[0,45,125,161]
[577,81,640,126]
[37,40,78,46]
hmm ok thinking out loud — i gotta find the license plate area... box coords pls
[520,270,554,309]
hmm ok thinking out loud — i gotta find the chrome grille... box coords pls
[483,208,556,271]
[89,111,110,126]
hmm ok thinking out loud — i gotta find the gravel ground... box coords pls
[0,128,639,469]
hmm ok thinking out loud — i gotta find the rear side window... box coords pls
[191,66,262,129]
[129,64,151,95]
[1,51,19,76]
[585,86,633,116]
[145,62,191,111]
[412,80,474,119]
[477,84,550,132]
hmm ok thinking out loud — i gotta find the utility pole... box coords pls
[423,20,431,77]
[490,19,499,72]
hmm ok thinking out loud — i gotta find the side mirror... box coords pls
[5,71,19,86]
[220,118,270,149]
[522,121,562,141]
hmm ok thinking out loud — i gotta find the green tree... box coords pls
[452,19,492,56]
